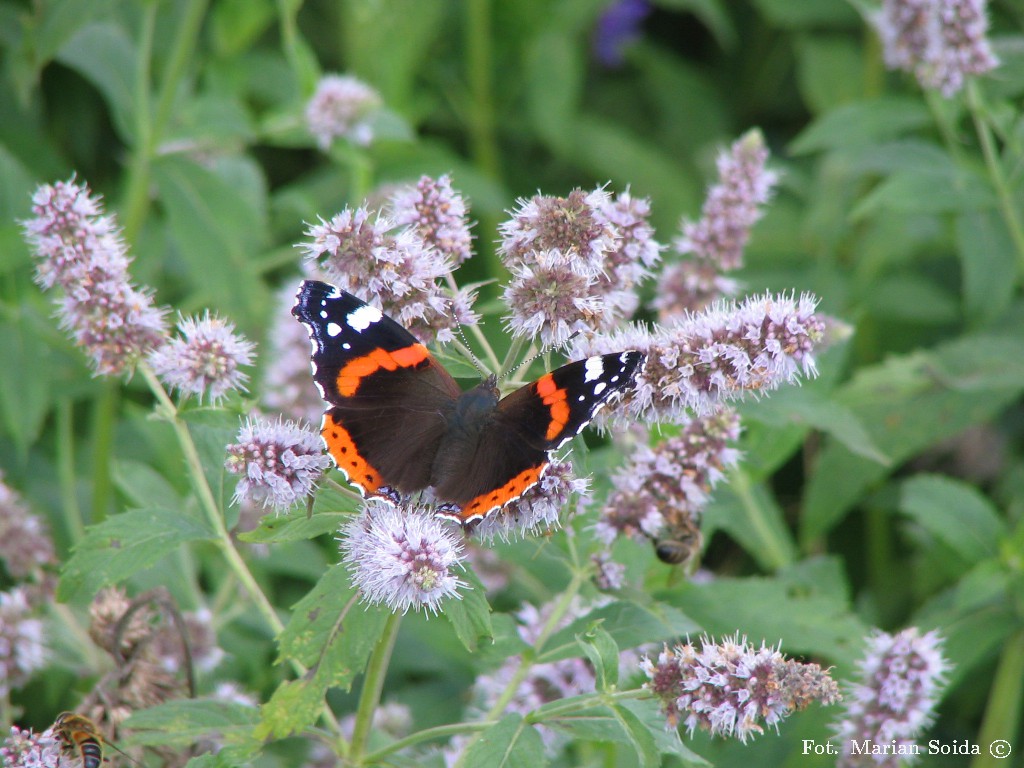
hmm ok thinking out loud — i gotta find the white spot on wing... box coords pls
[593,381,607,396]
[326,322,343,337]
[584,356,604,382]
[347,304,383,332]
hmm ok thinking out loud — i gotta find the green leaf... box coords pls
[256,674,331,740]
[609,703,660,768]
[0,310,53,455]
[576,624,620,691]
[802,336,1024,541]
[899,475,1006,564]
[526,30,582,148]
[56,22,136,141]
[112,460,183,509]
[443,570,494,652]
[58,508,215,602]
[795,36,865,113]
[183,410,243,522]
[750,0,858,26]
[958,210,1018,326]
[277,563,389,688]
[704,478,799,570]
[463,713,546,768]
[744,389,889,465]
[861,274,960,324]
[124,699,261,762]
[790,98,931,154]
[662,562,868,668]
[851,166,995,218]
[541,601,698,663]
[152,156,268,323]
[237,509,345,544]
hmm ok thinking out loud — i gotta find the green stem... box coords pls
[122,0,209,242]
[730,469,793,570]
[139,364,284,638]
[89,382,119,524]
[363,722,493,764]
[499,335,528,378]
[463,0,500,182]
[966,81,1024,276]
[349,612,403,764]
[971,628,1024,768]
[56,399,85,543]
[528,688,646,721]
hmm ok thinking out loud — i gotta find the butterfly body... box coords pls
[293,280,644,523]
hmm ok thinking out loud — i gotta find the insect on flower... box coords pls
[53,712,141,768]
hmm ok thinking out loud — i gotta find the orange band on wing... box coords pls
[447,463,548,523]
[335,343,430,397]
[322,412,383,495]
[535,373,570,441]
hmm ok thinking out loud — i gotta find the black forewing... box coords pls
[293,280,462,492]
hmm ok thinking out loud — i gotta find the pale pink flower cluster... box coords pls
[305,74,382,149]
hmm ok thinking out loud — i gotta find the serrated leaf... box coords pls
[576,624,620,691]
[237,510,344,544]
[56,22,136,140]
[278,563,389,689]
[610,703,660,768]
[958,210,1017,326]
[790,98,931,154]
[541,601,699,663]
[463,713,546,768]
[802,336,1024,540]
[899,475,1006,564]
[256,674,330,740]
[58,508,215,602]
[443,569,493,652]
[124,699,260,762]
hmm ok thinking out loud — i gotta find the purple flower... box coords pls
[834,628,949,767]
[0,587,47,696]
[389,175,475,266]
[21,178,168,375]
[596,189,664,319]
[0,726,61,768]
[305,74,382,150]
[225,416,332,511]
[593,0,652,68]
[575,292,825,425]
[874,0,998,96]
[473,458,590,542]
[340,500,466,614]
[149,313,255,402]
[654,130,777,317]
[597,410,741,558]
[641,635,840,740]
[0,475,56,583]
[301,207,476,343]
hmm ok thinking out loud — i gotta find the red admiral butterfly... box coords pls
[293,280,645,524]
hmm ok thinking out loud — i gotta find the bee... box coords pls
[653,527,702,567]
[53,712,104,768]
[53,712,141,768]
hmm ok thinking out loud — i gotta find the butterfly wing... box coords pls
[292,280,461,496]
[434,352,645,522]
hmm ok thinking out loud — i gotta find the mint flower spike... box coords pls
[655,129,777,317]
[21,177,168,376]
[389,174,475,266]
[0,587,46,698]
[225,416,332,512]
[834,628,950,767]
[301,206,476,344]
[641,634,840,741]
[340,500,466,615]
[149,312,255,403]
[0,725,62,768]
[597,410,741,550]
[873,0,998,97]
[305,73,382,150]
[575,291,825,426]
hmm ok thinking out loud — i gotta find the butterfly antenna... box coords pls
[454,313,488,376]
[501,330,582,382]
